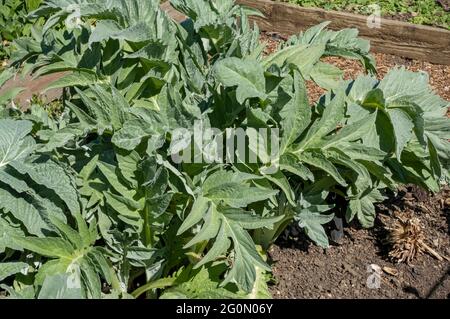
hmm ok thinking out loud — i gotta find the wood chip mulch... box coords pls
[260,32,450,104]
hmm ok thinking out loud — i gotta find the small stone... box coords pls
[382,266,399,276]
[433,238,439,248]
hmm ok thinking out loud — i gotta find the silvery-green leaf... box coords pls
[387,108,414,160]
[44,71,102,91]
[296,211,334,248]
[346,189,385,228]
[0,119,35,169]
[0,262,29,281]
[279,70,311,154]
[0,187,50,237]
[10,160,81,215]
[214,57,266,103]
[310,61,343,90]
[38,273,83,299]
[11,236,74,258]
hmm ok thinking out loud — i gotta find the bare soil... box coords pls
[269,186,450,299]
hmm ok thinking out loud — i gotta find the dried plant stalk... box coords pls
[387,211,443,263]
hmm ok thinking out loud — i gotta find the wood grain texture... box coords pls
[237,0,450,65]
[160,1,187,23]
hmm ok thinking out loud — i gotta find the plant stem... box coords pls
[419,240,444,261]
[143,202,153,248]
[131,277,177,298]
[110,267,122,292]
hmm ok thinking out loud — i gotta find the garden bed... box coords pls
[1,0,449,300]
[269,186,450,299]
[280,0,450,31]
[260,32,450,101]
[237,0,450,64]
[4,2,450,106]
[260,32,450,299]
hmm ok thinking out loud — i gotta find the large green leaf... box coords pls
[160,265,242,299]
[0,119,35,169]
[295,91,345,151]
[263,43,326,78]
[346,189,385,228]
[0,262,29,281]
[387,108,414,161]
[38,273,83,299]
[0,186,50,236]
[11,236,74,258]
[279,70,311,154]
[45,72,103,91]
[177,170,281,292]
[296,211,334,248]
[214,57,266,103]
[294,184,335,247]
[10,159,81,215]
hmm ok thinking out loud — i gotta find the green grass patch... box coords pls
[0,0,43,60]
[285,0,450,30]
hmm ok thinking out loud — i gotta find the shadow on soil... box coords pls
[274,229,312,253]
[423,266,450,299]
[446,207,450,235]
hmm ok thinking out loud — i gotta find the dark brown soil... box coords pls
[268,186,450,299]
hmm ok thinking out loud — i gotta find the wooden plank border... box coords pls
[236,0,450,65]
[161,1,186,23]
